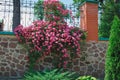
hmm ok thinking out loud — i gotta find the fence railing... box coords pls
[0,0,80,31]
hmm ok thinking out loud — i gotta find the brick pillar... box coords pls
[80,1,98,41]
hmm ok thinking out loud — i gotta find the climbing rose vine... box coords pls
[14,0,86,68]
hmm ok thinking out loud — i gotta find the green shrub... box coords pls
[76,76,97,80]
[105,16,120,80]
[23,69,77,80]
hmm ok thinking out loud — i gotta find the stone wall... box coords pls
[0,35,28,79]
[0,35,108,79]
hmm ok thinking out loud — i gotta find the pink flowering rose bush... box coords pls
[14,0,86,68]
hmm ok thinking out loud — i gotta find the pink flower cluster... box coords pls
[44,0,70,22]
[14,0,85,68]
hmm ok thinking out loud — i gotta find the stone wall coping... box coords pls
[85,41,108,43]
[99,37,109,41]
[0,31,14,35]
[98,41,108,43]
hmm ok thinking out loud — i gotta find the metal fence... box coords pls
[0,0,80,31]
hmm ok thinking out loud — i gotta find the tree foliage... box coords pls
[34,0,44,20]
[99,0,120,37]
[105,16,120,80]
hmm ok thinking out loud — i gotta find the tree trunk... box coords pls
[13,0,20,31]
